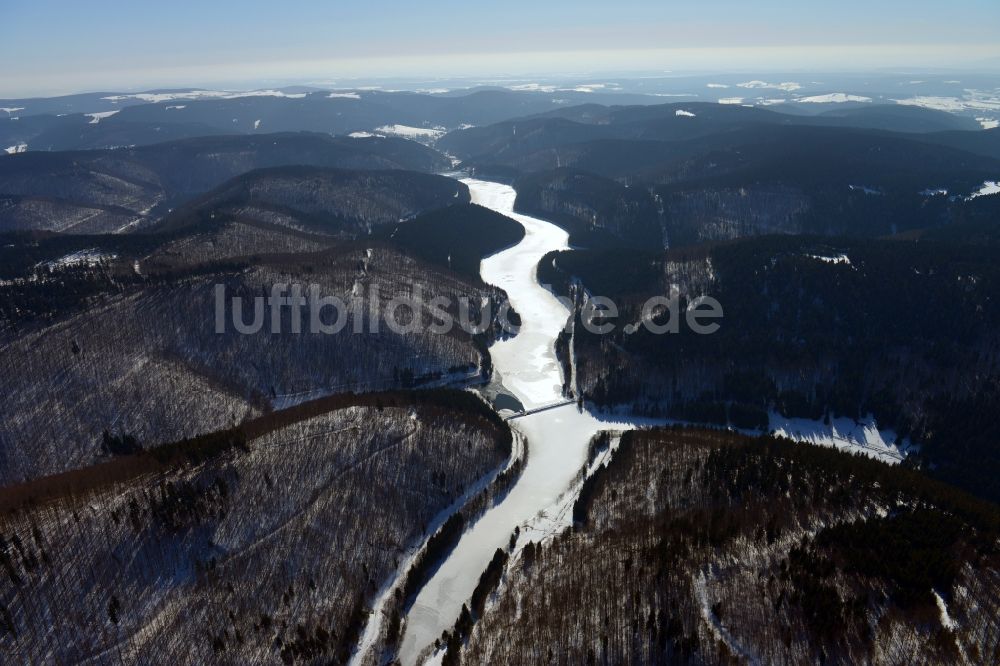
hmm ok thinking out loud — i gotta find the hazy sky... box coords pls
[2,0,999,96]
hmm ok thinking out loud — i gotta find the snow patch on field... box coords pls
[769,412,910,464]
[675,109,696,117]
[508,83,557,93]
[348,131,383,138]
[797,93,872,104]
[894,90,1000,113]
[41,249,117,270]
[977,117,999,129]
[103,89,307,103]
[718,97,744,105]
[85,110,120,124]
[165,104,186,110]
[934,591,957,630]
[375,124,446,139]
[328,91,361,99]
[4,143,27,154]
[849,184,882,195]
[1,107,25,114]
[253,119,261,129]
[706,83,729,89]
[738,80,801,92]
[921,188,948,197]
[806,253,851,265]
[967,181,1000,200]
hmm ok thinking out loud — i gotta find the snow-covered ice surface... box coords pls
[85,110,120,124]
[769,412,910,464]
[396,180,636,665]
[473,181,572,410]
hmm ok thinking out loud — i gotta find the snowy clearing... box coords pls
[675,109,696,117]
[769,412,910,464]
[806,253,851,265]
[934,591,957,631]
[328,91,361,99]
[41,249,117,270]
[375,124,446,139]
[737,80,801,91]
[4,143,27,154]
[102,89,307,103]
[893,90,1000,113]
[718,97,744,105]
[85,110,120,124]
[967,181,1000,200]
[797,93,873,104]
[508,83,557,93]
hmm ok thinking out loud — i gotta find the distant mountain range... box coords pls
[439,102,1000,247]
[0,133,449,233]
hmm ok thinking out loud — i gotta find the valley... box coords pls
[1,71,999,666]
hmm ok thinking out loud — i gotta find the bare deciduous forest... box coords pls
[459,428,1000,665]
[0,392,513,664]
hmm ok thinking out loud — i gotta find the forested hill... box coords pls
[0,132,450,234]
[378,203,525,281]
[541,234,1000,502]
[456,427,1000,665]
[154,166,469,238]
[0,390,513,664]
[0,238,513,484]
